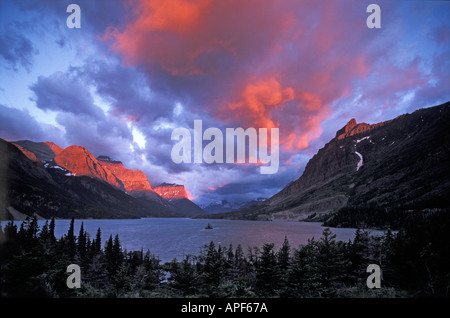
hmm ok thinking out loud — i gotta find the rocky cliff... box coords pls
[153,183,188,200]
[2,139,206,219]
[154,183,206,216]
[0,138,181,219]
[218,101,450,221]
[54,145,124,189]
[97,156,153,193]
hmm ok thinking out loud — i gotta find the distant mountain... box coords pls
[203,198,266,214]
[1,138,218,219]
[216,101,450,224]
[6,139,205,218]
[0,138,181,219]
[153,183,206,216]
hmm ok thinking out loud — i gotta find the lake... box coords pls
[2,218,385,263]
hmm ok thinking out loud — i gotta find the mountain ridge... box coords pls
[207,101,450,224]
[1,139,203,219]
[153,183,206,216]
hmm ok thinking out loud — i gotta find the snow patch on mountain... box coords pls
[355,151,363,171]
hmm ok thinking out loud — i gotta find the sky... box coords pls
[0,0,449,206]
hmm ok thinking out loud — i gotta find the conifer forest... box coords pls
[1,210,449,298]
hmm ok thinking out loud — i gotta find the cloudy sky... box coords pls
[0,0,449,206]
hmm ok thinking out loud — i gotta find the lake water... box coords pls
[2,218,385,263]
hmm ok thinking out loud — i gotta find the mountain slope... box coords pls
[96,155,153,193]
[54,145,124,189]
[153,183,206,216]
[220,102,450,222]
[0,138,181,219]
[13,140,63,162]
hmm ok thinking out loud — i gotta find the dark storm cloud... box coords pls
[30,72,104,118]
[2,0,448,204]
[0,104,63,144]
[0,26,38,72]
[55,111,134,159]
[27,67,136,159]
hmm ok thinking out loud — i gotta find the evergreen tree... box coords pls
[40,220,49,241]
[77,222,87,261]
[255,243,282,296]
[350,228,372,281]
[140,249,163,290]
[49,217,56,242]
[92,227,102,254]
[168,256,200,296]
[199,241,227,296]
[278,237,291,271]
[287,238,325,297]
[66,217,76,259]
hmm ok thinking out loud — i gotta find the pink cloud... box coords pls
[103,0,381,156]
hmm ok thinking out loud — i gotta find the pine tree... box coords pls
[350,228,372,281]
[113,234,123,269]
[316,227,349,295]
[49,217,56,243]
[77,222,87,260]
[278,237,291,271]
[105,234,123,277]
[66,217,76,259]
[255,243,282,296]
[168,256,200,296]
[277,236,291,292]
[287,238,324,297]
[93,227,102,254]
[40,220,49,241]
[199,241,226,296]
[105,234,114,275]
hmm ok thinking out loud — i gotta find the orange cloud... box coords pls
[104,0,372,155]
[136,0,211,34]
[224,77,294,129]
[219,76,329,152]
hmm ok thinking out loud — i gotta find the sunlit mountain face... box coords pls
[1,0,449,206]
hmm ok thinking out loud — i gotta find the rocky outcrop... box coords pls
[54,145,123,189]
[0,138,182,219]
[153,183,188,200]
[97,156,153,193]
[335,118,386,140]
[221,101,450,221]
[154,183,206,216]
[12,143,40,163]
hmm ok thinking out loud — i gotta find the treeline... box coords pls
[323,206,450,230]
[1,210,449,298]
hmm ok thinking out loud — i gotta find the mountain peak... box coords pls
[98,156,153,192]
[154,183,188,200]
[227,101,450,222]
[345,118,357,132]
[336,118,385,140]
[54,145,123,188]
